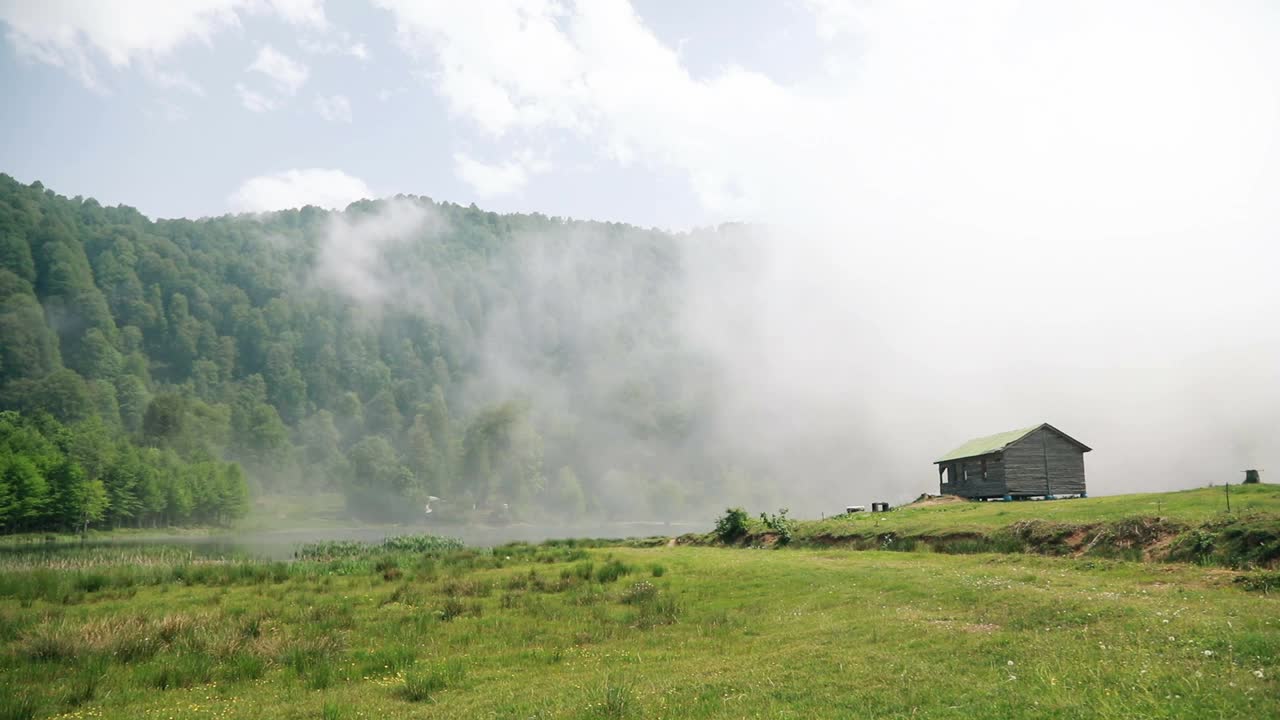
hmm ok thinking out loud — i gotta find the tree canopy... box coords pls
[0,174,774,530]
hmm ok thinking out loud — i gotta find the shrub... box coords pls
[632,595,681,629]
[594,559,631,584]
[650,564,666,578]
[438,596,467,622]
[572,561,595,580]
[759,508,795,545]
[714,507,750,543]
[1234,571,1280,593]
[375,557,402,582]
[620,581,658,605]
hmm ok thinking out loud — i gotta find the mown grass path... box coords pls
[1,544,1276,719]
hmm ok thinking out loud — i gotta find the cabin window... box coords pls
[962,463,969,482]
[981,458,988,480]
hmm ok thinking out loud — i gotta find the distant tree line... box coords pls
[0,410,247,532]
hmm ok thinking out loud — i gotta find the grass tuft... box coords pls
[400,659,465,702]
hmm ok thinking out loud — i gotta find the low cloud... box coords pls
[228,168,373,213]
[311,199,446,309]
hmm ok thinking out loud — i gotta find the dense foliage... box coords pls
[713,507,750,543]
[0,174,768,528]
[0,410,247,531]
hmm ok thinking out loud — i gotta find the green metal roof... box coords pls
[935,425,1040,463]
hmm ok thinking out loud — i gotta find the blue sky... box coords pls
[0,1,834,228]
[4,0,1276,236]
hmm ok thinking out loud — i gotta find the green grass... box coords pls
[0,537,1277,719]
[700,485,1280,569]
[800,484,1280,537]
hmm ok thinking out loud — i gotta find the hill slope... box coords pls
[709,484,1280,568]
[0,174,780,533]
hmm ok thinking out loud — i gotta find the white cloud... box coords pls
[0,0,324,90]
[235,82,277,112]
[376,0,1279,221]
[229,169,373,213]
[263,0,326,29]
[801,0,862,41]
[140,60,206,95]
[314,93,352,123]
[299,33,369,61]
[453,151,547,197]
[248,44,309,95]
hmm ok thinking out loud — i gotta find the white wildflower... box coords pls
[1202,650,1214,657]
[1254,669,1265,679]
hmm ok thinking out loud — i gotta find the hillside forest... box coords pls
[0,174,779,532]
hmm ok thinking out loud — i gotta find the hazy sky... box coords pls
[2,0,1279,497]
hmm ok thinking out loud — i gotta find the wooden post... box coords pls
[1225,481,1231,513]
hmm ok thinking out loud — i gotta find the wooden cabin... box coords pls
[935,423,1090,500]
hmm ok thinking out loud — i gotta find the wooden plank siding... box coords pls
[942,454,1007,499]
[1001,426,1087,497]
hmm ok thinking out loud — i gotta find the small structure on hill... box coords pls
[1243,469,1262,484]
[935,423,1090,500]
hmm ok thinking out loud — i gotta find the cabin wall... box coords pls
[941,454,1006,498]
[1002,427,1087,496]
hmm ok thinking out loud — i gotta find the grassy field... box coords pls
[1,536,1277,720]
[692,484,1280,570]
[799,484,1280,536]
